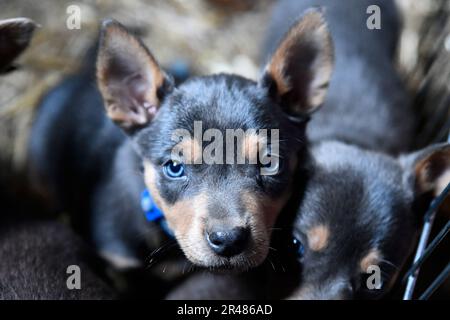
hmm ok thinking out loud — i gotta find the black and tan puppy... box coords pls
[30,11,334,271]
[287,144,450,300]
[268,0,449,299]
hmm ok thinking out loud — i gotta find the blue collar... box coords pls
[140,189,174,237]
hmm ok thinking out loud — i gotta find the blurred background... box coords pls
[0,0,449,299]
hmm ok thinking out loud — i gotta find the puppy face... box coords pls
[138,76,298,269]
[288,141,450,299]
[96,10,334,270]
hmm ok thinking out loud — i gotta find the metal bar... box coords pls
[402,221,450,281]
[403,216,437,299]
[424,182,450,221]
[418,263,450,300]
[403,182,450,300]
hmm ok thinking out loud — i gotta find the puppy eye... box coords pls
[163,160,185,179]
[292,237,305,259]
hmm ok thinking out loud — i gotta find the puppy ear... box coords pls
[96,19,173,132]
[0,18,37,72]
[400,143,450,198]
[260,8,334,117]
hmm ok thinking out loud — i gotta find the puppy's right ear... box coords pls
[400,143,450,198]
[400,143,450,216]
[97,20,173,133]
[260,8,334,118]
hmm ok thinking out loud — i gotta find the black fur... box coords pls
[0,216,116,300]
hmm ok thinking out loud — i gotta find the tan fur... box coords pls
[143,161,167,211]
[143,157,294,268]
[239,157,297,261]
[143,161,213,265]
[307,224,329,251]
[143,161,205,233]
[242,190,289,231]
[97,22,165,128]
[360,249,381,273]
[240,188,291,266]
[415,147,450,196]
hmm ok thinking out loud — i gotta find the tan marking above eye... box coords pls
[360,249,381,273]
[307,224,329,251]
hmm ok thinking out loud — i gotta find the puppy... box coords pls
[166,0,450,300]
[266,0,449,299]
[29,11,334,272]
[0,20,115,300]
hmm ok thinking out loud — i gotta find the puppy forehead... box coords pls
[173,75,278,127]
[297,172,365,230]
[302,142,408,223]
[297,176,393,248]
[136,73,305,161]
[295,147,409,272]
[177,74,260,105]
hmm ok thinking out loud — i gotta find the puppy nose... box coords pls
[206,227,250,257]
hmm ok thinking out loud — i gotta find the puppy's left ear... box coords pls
[400,143,450,199]
[0,18,37,72]
[260,8,334,117]
[97,19,173,133]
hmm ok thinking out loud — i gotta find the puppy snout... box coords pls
[206,227,250,257]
